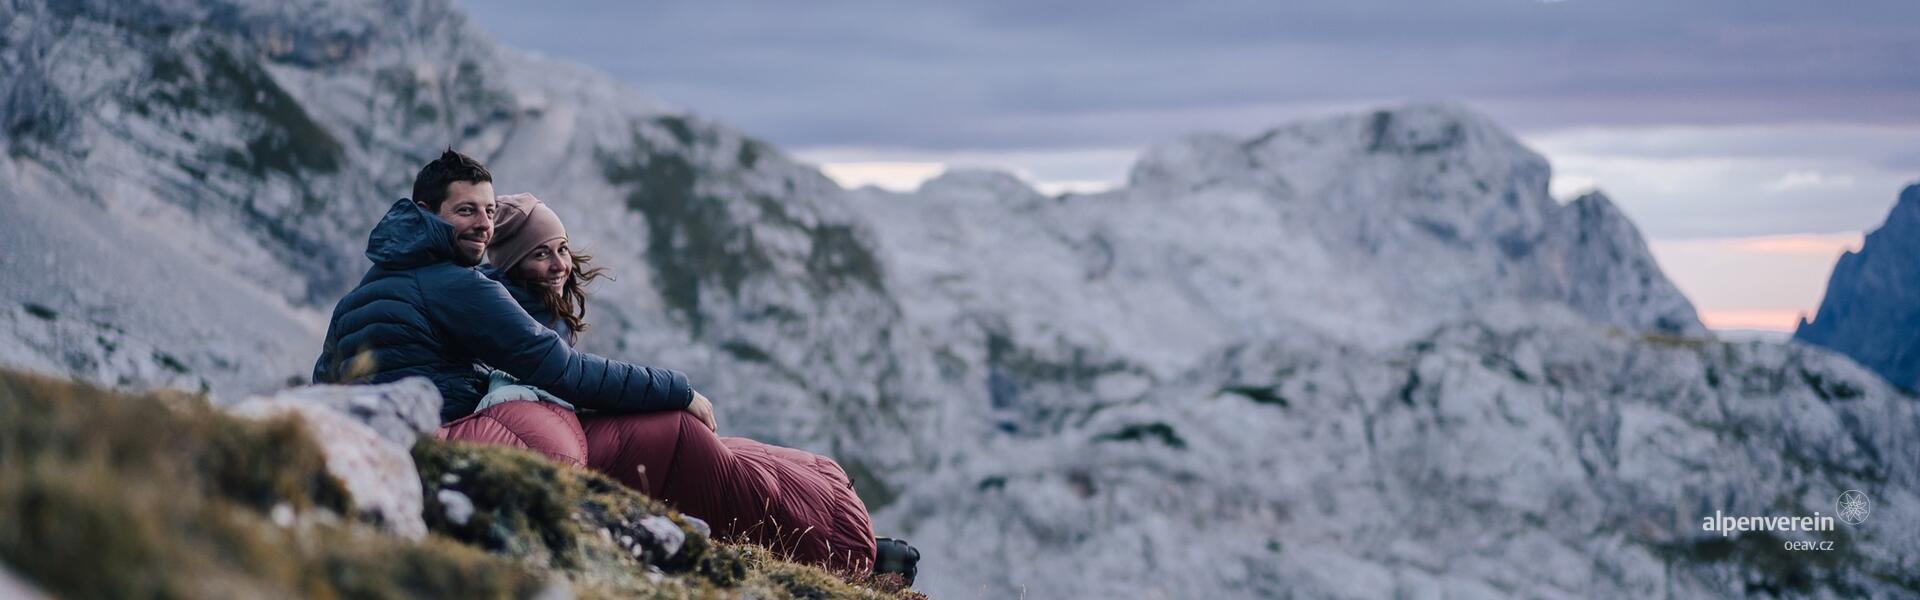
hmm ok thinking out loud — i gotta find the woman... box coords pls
[465,193,914,580]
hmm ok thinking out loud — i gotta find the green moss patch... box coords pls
[597,121,887,335]
[1221,384,1290,408]
[0,368,546,599]
[20,303,57,321]
[1093,422,1188,449]
[183,41,344,177]
[415,438,923,599]
[727,544,925,600]
[601,142,766,335]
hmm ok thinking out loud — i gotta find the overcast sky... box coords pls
[458,0,1920,331]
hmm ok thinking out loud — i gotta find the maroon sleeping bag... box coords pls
[436,400,588,467]
[583,411,877,574]
[437,402,876,573]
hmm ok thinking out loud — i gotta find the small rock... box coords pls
[531,579,574,600]
[270,502,295,527]
[681,515,711,538]
[0,564,47,600]
[639,515,685,557]
[437,489,474,526]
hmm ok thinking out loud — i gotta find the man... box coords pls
[312,149,716,428]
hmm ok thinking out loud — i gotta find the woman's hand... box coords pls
[687,390,717,432]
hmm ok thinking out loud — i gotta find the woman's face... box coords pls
[512,240,572,294]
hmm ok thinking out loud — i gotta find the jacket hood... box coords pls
[366,198,459,269]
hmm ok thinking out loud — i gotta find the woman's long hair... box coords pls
[512,248,610,338]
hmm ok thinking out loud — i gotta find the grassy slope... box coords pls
[0,368,921,599]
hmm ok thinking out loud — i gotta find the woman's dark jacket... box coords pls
[481,266,578,347]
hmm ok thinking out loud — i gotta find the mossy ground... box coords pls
[0,369,922,599]
[415,441,923,599]
[0,368,546,598]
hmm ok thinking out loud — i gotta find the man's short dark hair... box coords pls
[412,148,493,211]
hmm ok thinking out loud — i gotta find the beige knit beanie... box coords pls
[488,193,567,270]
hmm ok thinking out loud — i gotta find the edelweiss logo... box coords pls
[1838,490,1871,526]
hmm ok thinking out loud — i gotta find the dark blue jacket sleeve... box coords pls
[312,312,340,384]
[422,268,692,413]
[311,344,333,384]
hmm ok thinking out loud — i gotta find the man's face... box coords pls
[434,180,495,266]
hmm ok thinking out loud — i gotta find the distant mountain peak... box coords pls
[1105,102,1700,338]
[915,168,1043,204]
[1129,102,1548,199]
[1887,182,1920,228]
[1795,182,1920,390]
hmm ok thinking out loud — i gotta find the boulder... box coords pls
[253,378,443,447]
[229,377,443,540]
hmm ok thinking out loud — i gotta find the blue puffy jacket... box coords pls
[312,199,692,422]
